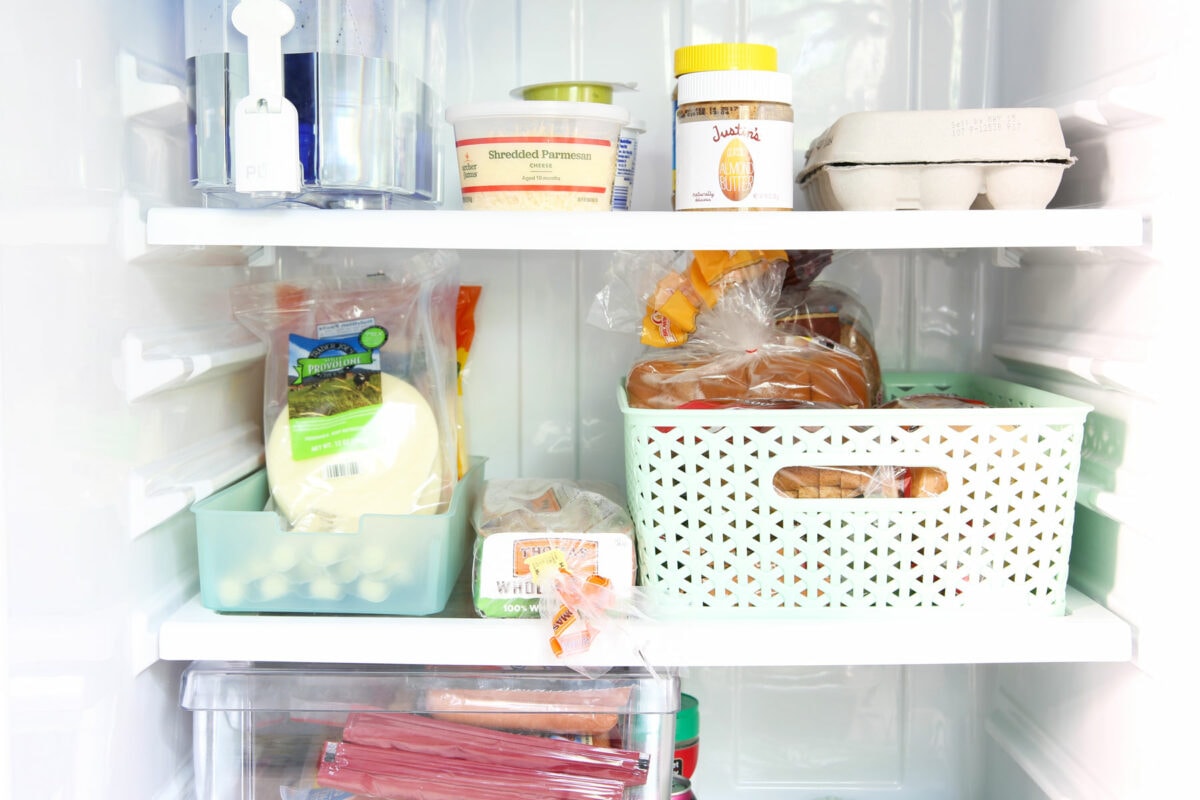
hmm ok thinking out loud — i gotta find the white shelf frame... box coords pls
[158,587,1132,667]
[148,204,1140,670]
[146,207,1145,251]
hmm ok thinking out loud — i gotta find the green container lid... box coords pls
[523,82,613,103]
[511,81,637,104]
[675,693,699,741]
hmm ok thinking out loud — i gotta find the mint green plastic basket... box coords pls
[621,373,1090,617]
[192,457,485,616]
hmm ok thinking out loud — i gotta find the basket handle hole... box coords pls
[772,465,949,499]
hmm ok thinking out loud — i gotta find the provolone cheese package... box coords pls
[232,253,460,533]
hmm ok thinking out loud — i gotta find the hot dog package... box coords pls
[320,711,650,799]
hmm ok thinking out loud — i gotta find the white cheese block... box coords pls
[266,373,442,533]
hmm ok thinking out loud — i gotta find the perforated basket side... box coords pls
[620,373,1089,618]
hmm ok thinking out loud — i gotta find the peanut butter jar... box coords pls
[675,69,794,211]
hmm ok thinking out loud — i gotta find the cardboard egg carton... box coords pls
[796,108,1076,210]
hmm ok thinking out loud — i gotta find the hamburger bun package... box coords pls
[623,259,871,410]
[775,279,884,407]
[232,253,460,533]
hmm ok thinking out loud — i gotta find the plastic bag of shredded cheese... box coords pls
[232,252,460,532]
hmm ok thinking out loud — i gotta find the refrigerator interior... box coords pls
[2,1,1198,798]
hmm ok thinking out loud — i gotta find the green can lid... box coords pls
[674,693,699,741]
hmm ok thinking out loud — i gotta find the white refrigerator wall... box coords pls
[452,0,1001,486]
[979,4,1199,799]
[2,1,1196,799]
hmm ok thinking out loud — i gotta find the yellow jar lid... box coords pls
[674,43,778,77]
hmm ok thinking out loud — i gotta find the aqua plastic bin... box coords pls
[192,457,484,615]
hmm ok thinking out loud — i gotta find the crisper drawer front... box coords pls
[181,661,679,800]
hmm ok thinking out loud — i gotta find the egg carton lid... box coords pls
[797,108,1075,186]
[798,161,1071,211]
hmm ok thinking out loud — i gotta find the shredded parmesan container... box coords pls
[446,101,630,210]
[675,70,794,211]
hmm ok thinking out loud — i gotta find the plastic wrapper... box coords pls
[638,250,789,347]
[470,479,644,671]
[423,684,632,735]
[339,712,649,785]
[470,479,637,621]
[883,392,998,436]
[775,280,884,407]
[231,253,460,533]
[587,250,682,338]
[881,392,989,410]
[476,485,646,672]
[473,479,634,536]
[456,285,482,479]
[317,739,630,800]
[280,788,358,800]
[588,249,796,347]
[782,249,833,292]
[530,553,626,669]
[625,263,871,410]
[769,393,990,501]
[773,464,948,499]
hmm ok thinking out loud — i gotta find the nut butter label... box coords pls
[676,118,792,209]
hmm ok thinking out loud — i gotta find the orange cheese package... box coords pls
[641,249,788,347]
[588,249,808,348]
[456,285,482,479]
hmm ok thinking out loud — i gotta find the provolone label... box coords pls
[287,319,389,461]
